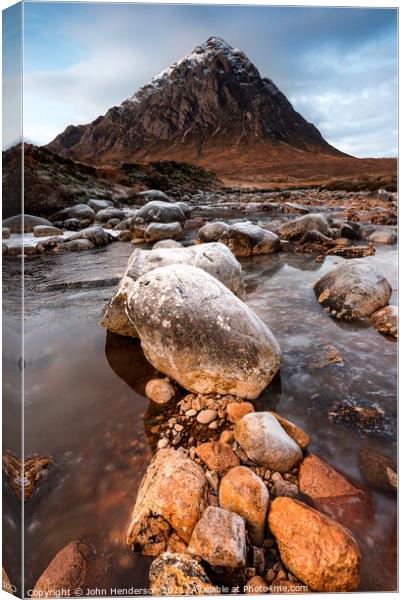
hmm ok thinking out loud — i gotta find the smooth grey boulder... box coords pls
[33,225,63,237]
[133,201,186,225]
[87,199,114,212]
[144,221,183,242]
[50,204,96,223]
[279,213,329,240]
[314,259,392,320]
[126,264,281,398]
[64,226,112,248]
[64,218,82,230]
[2,214,53,233]
[366,229,397,245]
[197,221,230,243]
[100,243,246,338]
[220,222,280,256]
[234,412,303,472]
[95,208,125,223]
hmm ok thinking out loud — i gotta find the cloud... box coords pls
[20,4,397,156]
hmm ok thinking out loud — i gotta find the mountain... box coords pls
[47,37,346,172]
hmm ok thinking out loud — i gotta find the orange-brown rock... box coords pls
[188,506,247,569]
[149,552,216,596]
[299,454,372,528]
[359,447,397,492]
[245,576,269,594]
[370,305,397,339]
[126,449,208,554]
[145,378,176,404]
[270,413,310,449]
[33,539,95,598]
[219,466,269,546]
[226,401,255,423]
[2,450,52,501]
[268,497,361,592]
[195,441,240,476]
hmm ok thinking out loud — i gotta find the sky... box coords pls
[3,2,398,157]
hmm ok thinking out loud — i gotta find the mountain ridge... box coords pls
[46,36,345,168]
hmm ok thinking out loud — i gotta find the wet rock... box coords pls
[299,454,372,527]
[367,229,397,244]
[269,497,361,592]
[234,413,302,471]
[94,208,124,223]
[326,244,375,259]
[136,190,170,204]
[50,204,96,223]
[220,222,280,256]
[371,305,397,339]
[153,239,183,249]
[87,198,114,212]
[2,227,11,239]
[219,466,269,546]
[126,448,208,553]
[328,400,387,437]
[188,506,247,569]
[63,218,82,230]
[145,378,176,404]
[174,201,192,218]
[3,214,53,233]
[56,239,95,252]
[33,538,95,598]
[299,229,334,246]
[100,243,246,338]
[2,243,8,255]
[126,265,281,398]
[144,221,183,242]
[195,442,240,476]
[279,214,329,240]
[33,225,63,237]
[307,343,344,369]
[359,447,397,492]
[64,226,112,247]
[226,401,255,423]
[314,260,391,320]
[197,221,230,243]
[3,450,52,501]
[149,552,214,595]
[282,202,310,215]
[117,230,132,242]
[270,413,310,450]
[133,201,185,225]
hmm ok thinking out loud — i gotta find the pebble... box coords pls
[174,424,184,432]
[208,420,218,430]
[265,568,276,584]
[185,409,197,417]
[157,438,169,449]
[196,409,218,425]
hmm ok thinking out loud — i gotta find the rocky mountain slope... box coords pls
[47,37,344,169]
[2,144,217,218]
